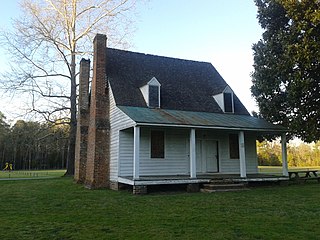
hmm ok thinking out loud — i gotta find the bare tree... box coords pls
[0,0,140,175]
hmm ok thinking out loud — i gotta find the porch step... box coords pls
[209,178,234,184]
[200,181,248,193]
[200,188,249,193]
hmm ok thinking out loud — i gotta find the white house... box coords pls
[74,34,289,194]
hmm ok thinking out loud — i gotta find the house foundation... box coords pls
[133,185,148,195]
[109,181,119,191]
[187,183,200,193]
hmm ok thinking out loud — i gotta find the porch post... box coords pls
[281,133,289,177]
[133,126,140,179]
[190,128,196,178]
[239,131,246,178]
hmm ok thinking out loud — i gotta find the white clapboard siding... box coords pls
[192,130,258,174]
[119,129,134,176]
[218,132,258,174]
[140,128,189,176]
[244,133,258,173]
[119,128,259,177]
[119,128,190,176]
[109,86,135,181]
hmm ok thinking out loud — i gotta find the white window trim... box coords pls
[140,77,161,108]
[213,86,234,113]
[150,129,166,159]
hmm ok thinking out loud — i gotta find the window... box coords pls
[140,77,161,108]
[151,130,164,158]
[149,85,160,108]
[212,86,234,113]
[229,134,239,159]
[224,92,233,113]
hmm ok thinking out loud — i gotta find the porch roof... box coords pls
[118,106,286,132]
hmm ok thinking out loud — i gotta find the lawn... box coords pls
[259,166,320,175]
[0,177,319,240]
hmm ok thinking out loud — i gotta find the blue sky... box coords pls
[0,0,263,120]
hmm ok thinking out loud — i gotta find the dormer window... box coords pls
[213,86,234,113]
[149,85,160,108]
[140,77,161,108]
[223,92,233,113]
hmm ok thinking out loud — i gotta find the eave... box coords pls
[118,106,287,133]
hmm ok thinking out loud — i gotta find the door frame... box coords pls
[196,138,220,173]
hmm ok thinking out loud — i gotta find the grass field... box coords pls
[0,177,319,239]
[0,169,66,179]
[258,166,320,174]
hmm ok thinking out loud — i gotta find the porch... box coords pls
[118,173,289,186]
[115,107,289,194]
[126,126,289,181]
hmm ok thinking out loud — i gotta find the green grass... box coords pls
[259,166,320,174]
[0,169,66,179]
[0,177,319,239]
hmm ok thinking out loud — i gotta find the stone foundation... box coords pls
[109,181,119,191]
[187,183,200,193]
[133,185,148,195]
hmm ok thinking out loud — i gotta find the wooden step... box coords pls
[209,179,234,184]
[200,181,248,193]
[203,183,246,190]
[200,188,249,193]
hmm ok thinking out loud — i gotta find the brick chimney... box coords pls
[74,58,90,183]
[85,34,110,189]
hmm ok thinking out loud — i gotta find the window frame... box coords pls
[223,92,234,113]
[150,130,165,159]
[148,85,160,108]
[229,134,239,159]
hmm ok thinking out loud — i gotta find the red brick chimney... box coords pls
[74,58,90,183]
[85,34,110,189]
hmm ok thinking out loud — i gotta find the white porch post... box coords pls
[281,133,289,177]
[133,126,140,179]
[190,128,196,178]
[239,131,247,178]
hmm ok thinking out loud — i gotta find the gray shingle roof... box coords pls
[106,48,250,115]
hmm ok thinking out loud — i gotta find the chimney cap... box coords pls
[94,33,107,42]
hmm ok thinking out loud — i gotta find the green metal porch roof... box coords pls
[118,106,286,132]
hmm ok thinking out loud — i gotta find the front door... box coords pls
[196,139,218,173]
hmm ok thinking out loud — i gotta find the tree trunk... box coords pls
[65,53,77,175]
[13,146,16,169]
[61,141,65,169]
[28,148,32,170]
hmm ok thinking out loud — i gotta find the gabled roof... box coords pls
[106,48,250,115]
[118,106,286,132]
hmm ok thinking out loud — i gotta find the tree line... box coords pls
[257,140,320,167]
[0,112,68,170]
